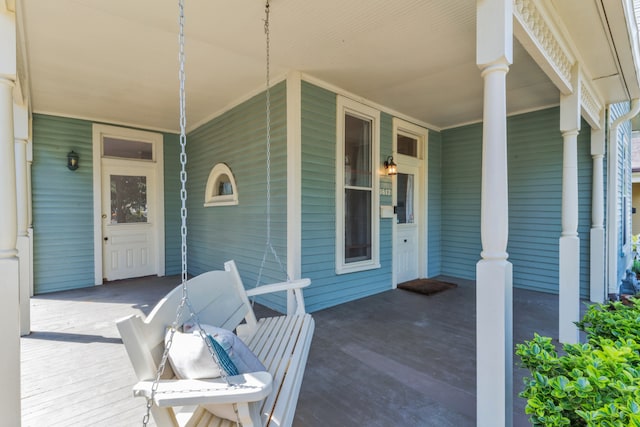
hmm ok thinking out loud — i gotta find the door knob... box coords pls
[102,214,107,219]
[104,237,109,241]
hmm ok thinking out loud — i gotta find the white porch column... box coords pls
[559,67,581,344]
[590,123,606,303]
[476,1,513,426]
[0,5,21,426]
[15,103,31,335]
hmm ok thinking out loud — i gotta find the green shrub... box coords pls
[576,299,640,343]
[516,300,640,426]
[633,259,640,275]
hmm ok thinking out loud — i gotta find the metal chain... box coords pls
[256,0,289,289]
[142,1,241,426]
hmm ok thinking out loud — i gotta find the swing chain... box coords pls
[256,0,289,289]
[141,2,190,423]
[142,2,241,426]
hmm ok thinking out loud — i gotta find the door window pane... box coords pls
[110,175,148,223]
[397,134,418,157]
[397,173,414,224]
[104,137,153,160]
[344,114,372,187]
[345,189,372,263]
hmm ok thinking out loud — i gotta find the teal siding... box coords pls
[507,108,592,297]
[300,81,392,312]
[185,82,288,311]
[577,120,594,299]
[441,107,592,297]
[164,133,182,275]
[441,123,483,279]
[32,114,180,293]
[427,129,442,277]
[32,115,95,293]
[380,113,394,285]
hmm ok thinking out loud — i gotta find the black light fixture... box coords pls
[67,150,79,171]
[384,156,397,176]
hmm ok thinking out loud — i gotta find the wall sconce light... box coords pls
[384,156,397,176]
[67,150,79,171]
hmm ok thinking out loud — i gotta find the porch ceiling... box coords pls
[18,0,639,133]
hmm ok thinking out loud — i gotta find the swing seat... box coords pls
[116,260,314,427]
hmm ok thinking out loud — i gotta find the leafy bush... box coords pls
[633,259,640,276]
[516,300,640,426]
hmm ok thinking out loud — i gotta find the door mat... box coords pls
[397,278,457,296]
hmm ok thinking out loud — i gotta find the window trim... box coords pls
[335,96,380,274]
[204,163,239,207]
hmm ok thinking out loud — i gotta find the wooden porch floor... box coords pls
[21,274,566,426]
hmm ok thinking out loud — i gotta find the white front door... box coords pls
[392,118,427,286]
[101,160,157,281]
[93,124,165,284]
[395,162,420,284]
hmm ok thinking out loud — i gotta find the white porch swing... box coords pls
[116,2,314,426]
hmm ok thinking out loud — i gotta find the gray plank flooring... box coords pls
[21,274,567,426]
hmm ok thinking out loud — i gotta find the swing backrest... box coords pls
[117,262,258,381]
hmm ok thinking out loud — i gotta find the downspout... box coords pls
[606,98,640,298]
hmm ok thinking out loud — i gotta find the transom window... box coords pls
[336,97,380,274]
[397,134,418,157]
[103,137,154,160]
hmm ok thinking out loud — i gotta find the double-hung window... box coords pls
[336,97,380,274]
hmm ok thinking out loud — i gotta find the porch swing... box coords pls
[116,2,314,426]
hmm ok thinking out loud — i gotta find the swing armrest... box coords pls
[245,278,311,297]
[246,279,311,315]
[132,371,272,407]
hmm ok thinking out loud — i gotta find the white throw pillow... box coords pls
[165,328,225,379]
[166,323,266,380]
[165,324,268,422]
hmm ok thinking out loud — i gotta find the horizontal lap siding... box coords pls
[163,133,182,276]
[576,119,592,299]
[441,123,482,279]
[300,81,392,312]
[441,107,591,297]
[428,130,442,277]
[379,113,393,289]
[32,115,94,293]
[507,109,563,294]
[610,102,632,283]
[186,82,288,312]
[32,114,180,293]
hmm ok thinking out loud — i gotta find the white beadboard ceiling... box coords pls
[18,0,640,132]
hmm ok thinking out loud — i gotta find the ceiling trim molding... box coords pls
[30,109,178,135]
[300,72,440,133]
[440,102,561,131]
[185,71,289,134]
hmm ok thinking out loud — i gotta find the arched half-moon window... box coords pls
[204,163,238,207]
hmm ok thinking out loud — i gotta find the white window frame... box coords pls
[204,163,239,207]
[335,96,380,274]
